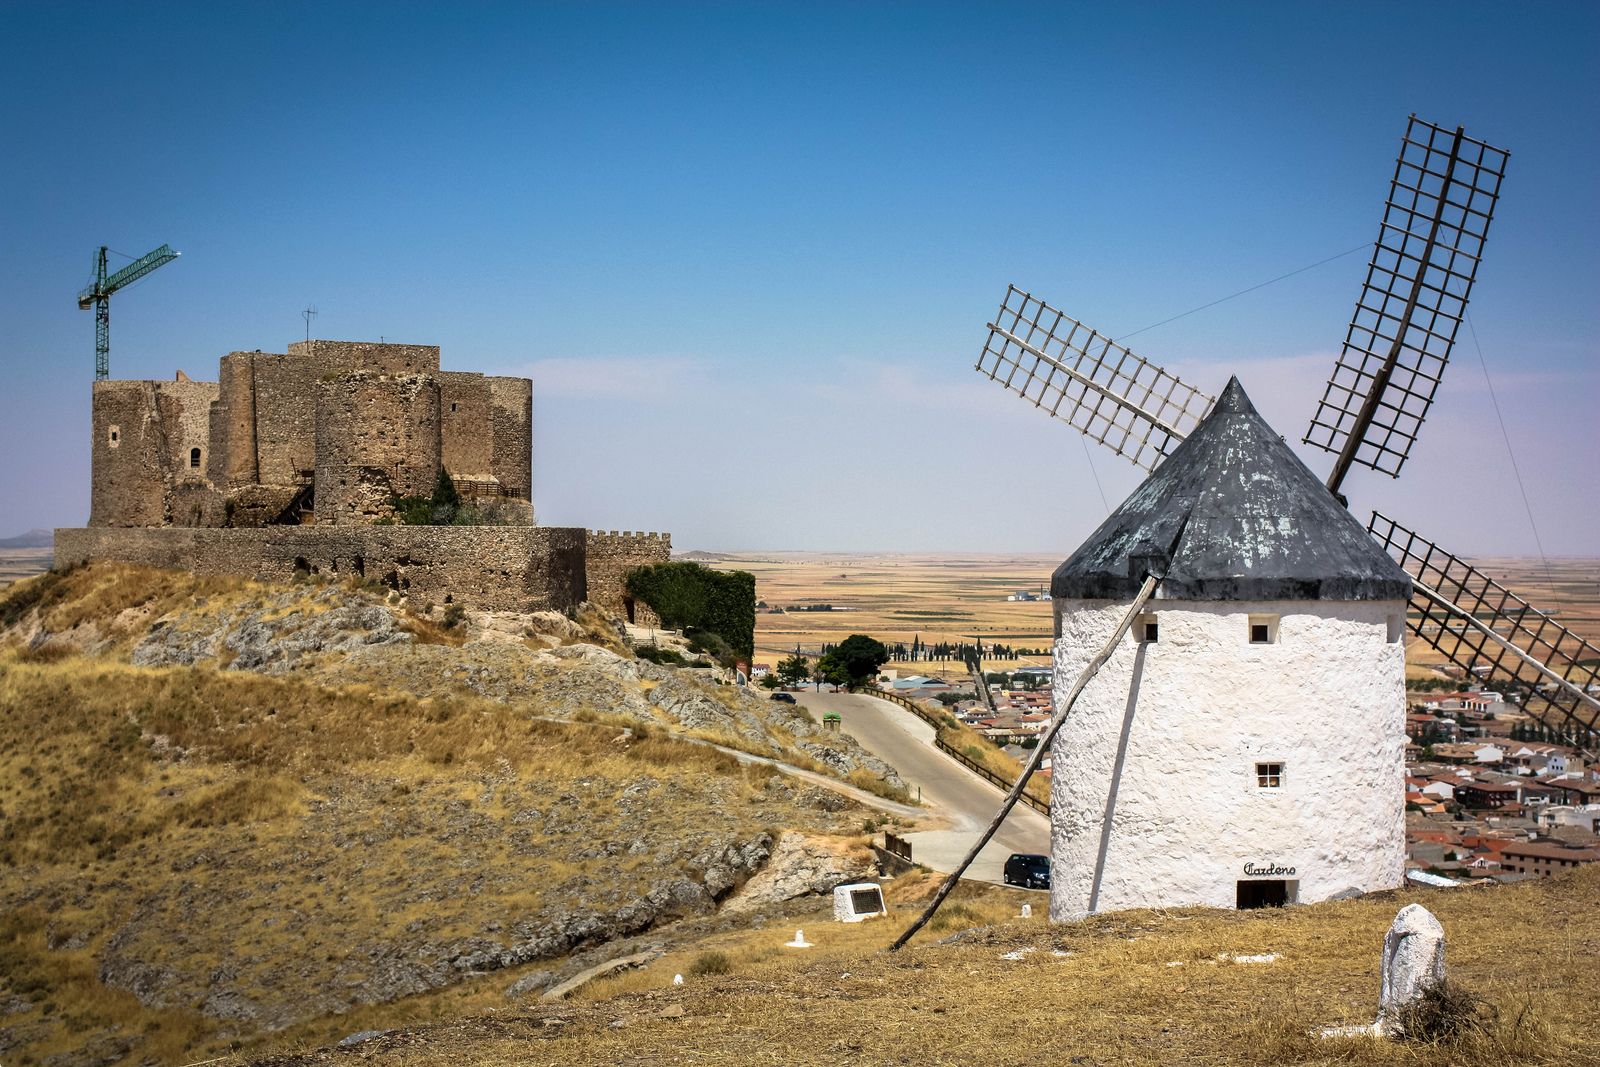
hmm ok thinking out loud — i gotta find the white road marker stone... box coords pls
[1377,904,1447,1034]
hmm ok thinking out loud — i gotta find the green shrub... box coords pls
[635,644,689,666]
[625,562,755,663]
[687,950,732,977]
[441,603,466,629]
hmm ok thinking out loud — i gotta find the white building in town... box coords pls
[1048,379,1411,918]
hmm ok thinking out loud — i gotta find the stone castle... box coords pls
[55,340,669,618]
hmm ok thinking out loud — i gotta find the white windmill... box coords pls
[892,116,1599,944]
[970,116,1599,919]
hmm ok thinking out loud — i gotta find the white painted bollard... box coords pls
[785,929,813,948]
[1377,903,1446,1034]
[1021,903,1032,919]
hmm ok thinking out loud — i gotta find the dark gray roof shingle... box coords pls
[1051,376,1412,602]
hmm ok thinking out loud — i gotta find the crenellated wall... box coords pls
[585,531,672,624]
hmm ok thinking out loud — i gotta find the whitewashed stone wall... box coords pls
[1048,597,1406,921]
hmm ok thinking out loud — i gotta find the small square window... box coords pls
[1136,614,1157,643]
[1143,621,1158,642]
[1256,762,1283,789]
[1249,615,1278,644]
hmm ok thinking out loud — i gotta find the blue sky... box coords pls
[2,1,1596,555]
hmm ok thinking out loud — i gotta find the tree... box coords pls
[813,654,850,690]
[776,653,811,688]
[830,634,889,687]
[758,673,781,690]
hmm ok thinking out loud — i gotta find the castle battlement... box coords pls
[67,339,671,620]
[93,340,532,529]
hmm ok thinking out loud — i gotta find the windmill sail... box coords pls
[1369,512,1600,746]
[1305,118,1509,493]
[976,286,1214,471]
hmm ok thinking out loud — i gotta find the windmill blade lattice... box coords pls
[1306,118,1509,489]
[976,286,1214,471]
[1369,512,1600,745]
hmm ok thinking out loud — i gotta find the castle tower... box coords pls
[313,371,443,525]
[1048,378,1410,919]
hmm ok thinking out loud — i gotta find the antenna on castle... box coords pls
[302,305,317,343]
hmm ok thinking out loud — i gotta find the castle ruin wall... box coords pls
[440,372,496,483]
[489,377,533,505]
[90,379,219,528]
[286,340,441,377]
[314,373,443,525]
[250,353,323,488]
[213,352,261,487]
[585,531,671,625]
[54,525,588,612]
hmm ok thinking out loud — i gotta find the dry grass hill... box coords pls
[234,865,1598,1066]
[0,564,908,1065]
[3,562,1597,1066]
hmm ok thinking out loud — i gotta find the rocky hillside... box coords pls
[0,565,911,1065]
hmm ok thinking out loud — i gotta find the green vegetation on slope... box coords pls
[625,561,756,664]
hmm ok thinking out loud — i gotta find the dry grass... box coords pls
[0,642,872,1065]
[232,867,1599,1066]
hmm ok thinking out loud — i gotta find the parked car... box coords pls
[1003,853,1050,890]
[769,692,797,704]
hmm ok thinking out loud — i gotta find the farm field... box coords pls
[5,545,1593,678]
[0,548,51,590]
[697,550,1600,679]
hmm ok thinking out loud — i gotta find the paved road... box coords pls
[795,689,1050,885]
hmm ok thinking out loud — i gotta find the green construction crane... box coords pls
[77,244,181,380]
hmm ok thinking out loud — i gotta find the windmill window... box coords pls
[189,447,202,469]
[1249,615,1278,644]
[1136,614,1158,643]
[1255,762,1283,789]
[108,425,121,448]
[451,402,458,413]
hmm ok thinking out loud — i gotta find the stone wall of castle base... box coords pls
[585,531,672,626]
[54,525,587,613]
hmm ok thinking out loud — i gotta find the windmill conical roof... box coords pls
[1051,376,1412,602]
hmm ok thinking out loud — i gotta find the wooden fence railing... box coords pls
[851,686,1050,816]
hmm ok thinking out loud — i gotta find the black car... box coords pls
[1003,853,1050,890]
[769,692,797,704]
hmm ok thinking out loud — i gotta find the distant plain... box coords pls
[6,546,1594,678]
[698,550,1600,679]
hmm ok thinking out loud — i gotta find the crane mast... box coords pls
[77,243,180,380]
